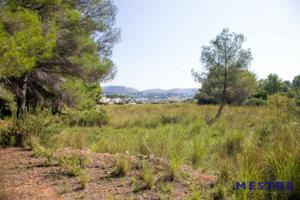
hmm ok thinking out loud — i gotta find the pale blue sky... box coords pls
[103,0,300,90]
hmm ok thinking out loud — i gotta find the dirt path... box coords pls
[0,148,61,200]
[0,148,216,200]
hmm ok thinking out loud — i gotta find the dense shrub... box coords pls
[243,97,266,106]
[195,93,218,105]
[252,91,268,100]
[18,112,63,147]
[0,119,16,146]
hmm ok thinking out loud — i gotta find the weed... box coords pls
[112,155,130,177]
[187,191,201,200]
[78,170,89,189]
[58,154,90,189]
[160,182,173,194]
[141,161,154,189]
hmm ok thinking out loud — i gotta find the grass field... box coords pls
[1,95,299,199]
[48,96,299,199]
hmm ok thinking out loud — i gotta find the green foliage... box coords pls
[0,87,16,117]
[262,74,285,95]
[193,29,253,107]
[62,78,102,111]
[17,111,63,147]
[0,0,120,116]
[292,75,300,89]
[244,97,266,106]
[0,119,15,146]
[0,8,56,79]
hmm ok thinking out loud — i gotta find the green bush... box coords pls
[0,119,17,146]
[17,112,62,147]
[244,97,266,106]
[112,155,130,177]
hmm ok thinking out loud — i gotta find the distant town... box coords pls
[99,86,198,104]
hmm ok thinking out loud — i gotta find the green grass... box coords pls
[97,101,299,199]
[141,161,155,189]
[112,155,130,177]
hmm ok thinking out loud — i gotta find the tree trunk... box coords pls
[214,59,228,121]
[17,74,28,118]
[215,103,225,119]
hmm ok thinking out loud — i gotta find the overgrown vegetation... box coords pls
[1,95,299,199]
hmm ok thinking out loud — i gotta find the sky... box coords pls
[102,0,300,90]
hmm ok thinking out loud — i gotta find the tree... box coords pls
[292,75,300,90]
[195,71,257,105]
[193,28,252,120]
[0,7,56,117]
[262,74,283,95]
[0,0,120,117]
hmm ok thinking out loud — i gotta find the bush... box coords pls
[195,92,218,105]
[243,97,266,106]
[112,155,130,177]
[17,112,62,147]
[58,154,90,189]
[0,119,17,146]
[0,87,17,118]
[267,94,294,109]
[252,91,268,100]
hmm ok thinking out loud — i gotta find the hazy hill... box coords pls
[103,86,139,95]
[142,89,167,94]
[103,86,197,96]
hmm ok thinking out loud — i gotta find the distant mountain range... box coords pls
[103,86,139,94]
[103,86,198,96]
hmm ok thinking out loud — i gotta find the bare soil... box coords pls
[0,148,216,200]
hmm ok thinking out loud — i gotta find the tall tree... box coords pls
[262,74,283,95]
[193,28,252,120]
[0,0,120,117]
